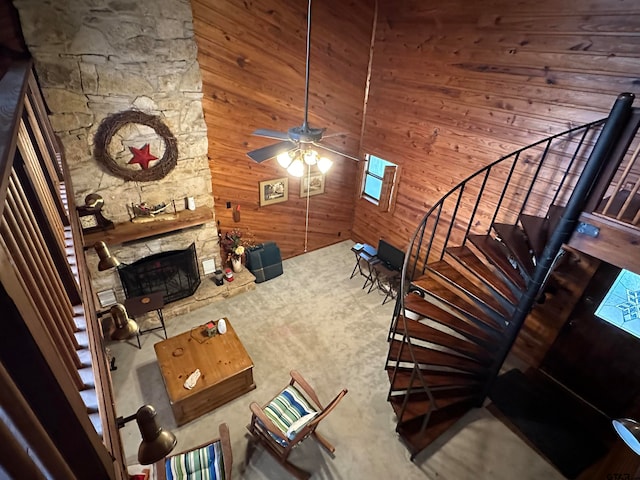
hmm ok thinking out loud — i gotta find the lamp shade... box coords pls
[287,158,305,177]
[317,156,333,174]
[109,304,138,341]
[136,405,177,464]
[94,241,120,271]
[613,418,640,455]
[277,151,293,169]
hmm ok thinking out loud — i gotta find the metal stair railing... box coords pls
[390,92,638,433]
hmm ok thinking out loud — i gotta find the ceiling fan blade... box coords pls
[322,132,347,139]
[252,129,290,141]
[313,142,360,162]
[247,141,297,163]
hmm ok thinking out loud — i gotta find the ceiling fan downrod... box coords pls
[301,0,313,134]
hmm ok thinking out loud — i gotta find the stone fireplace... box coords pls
[12,0,236,315]
[118,243,201,304]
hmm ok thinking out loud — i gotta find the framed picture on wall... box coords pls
[300,172,325,197]
[259,177,289,206]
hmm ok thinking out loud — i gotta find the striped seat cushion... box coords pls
[263,385,318,445]
[165,440,225,480]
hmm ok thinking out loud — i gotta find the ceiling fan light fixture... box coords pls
[277,151,294,169]
[287,158,305,177]
[246,0,360,167]
[317,156,333,173]
[303,149,318,165]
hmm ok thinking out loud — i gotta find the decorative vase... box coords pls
[231,257,243,273]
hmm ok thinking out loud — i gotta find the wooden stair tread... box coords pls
[389,387,480,424]
[445,246,520,304]
[387,367,484,391]
[519,214,548,260]
[547,204,564,234]
[402,294,500,346]
[396,399,477,458]
[411,276,506,332]
[493,223,536,278]
[395,316,493,364]
[468,234,527,289]
[388,339,488,375]
[427,261,514,318]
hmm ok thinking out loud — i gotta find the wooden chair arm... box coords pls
[218,422,233,478]
[154,458,166,480]
[290,369,323,409]
[250,402,288,442]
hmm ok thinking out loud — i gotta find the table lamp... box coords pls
[613,418,640,455]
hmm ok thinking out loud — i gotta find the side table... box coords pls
[124,291,168,340]
[350,243,379,290]
[371,263,401,305]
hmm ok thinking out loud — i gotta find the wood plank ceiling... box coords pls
[192,0,640,261]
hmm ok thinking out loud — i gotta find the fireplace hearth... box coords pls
[118,243,201,304]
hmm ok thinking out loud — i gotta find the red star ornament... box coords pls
[128,143,158,170]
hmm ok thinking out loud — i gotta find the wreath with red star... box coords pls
[93,110,178,182]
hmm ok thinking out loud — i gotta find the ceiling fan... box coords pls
[246,0,360,175]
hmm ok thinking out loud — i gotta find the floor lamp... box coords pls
[95,241,120,271]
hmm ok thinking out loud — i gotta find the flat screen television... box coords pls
[377,239,405,271]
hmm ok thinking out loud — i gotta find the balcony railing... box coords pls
[0,60,126,479]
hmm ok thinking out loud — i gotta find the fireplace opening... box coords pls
[118,243,201,304]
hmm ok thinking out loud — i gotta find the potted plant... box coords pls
[221,228,255,273]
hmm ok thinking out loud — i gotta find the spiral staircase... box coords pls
[385,93,640,459]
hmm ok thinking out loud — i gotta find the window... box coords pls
[595,269,640,340]
[362,154,398,211]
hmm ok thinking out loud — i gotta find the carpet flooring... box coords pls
[110,240,569,479]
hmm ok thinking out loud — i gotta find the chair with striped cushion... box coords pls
[156,423,232,480]
[247,370,348,480]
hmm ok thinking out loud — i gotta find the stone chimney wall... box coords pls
[13,0,222,309]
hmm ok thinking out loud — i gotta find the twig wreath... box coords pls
[93,110,178,182]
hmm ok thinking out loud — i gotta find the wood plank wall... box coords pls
[354,0,640,251]
[191,0,374,260]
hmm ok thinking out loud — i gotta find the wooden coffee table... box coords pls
[154,318,255,426]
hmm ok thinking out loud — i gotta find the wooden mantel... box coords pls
[82,206,214,248]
